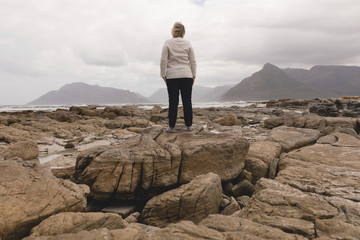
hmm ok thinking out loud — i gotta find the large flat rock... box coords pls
[267,126,321,152]
[72,135,179,200]
[0,160,89,240]
[200,214,307,240]
[235,132,360,239]
[235,179,338,238]
[72,130,249,200]
[156,131,249,183]
[29,212,128,237]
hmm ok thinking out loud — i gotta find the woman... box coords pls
[160,22,196,133]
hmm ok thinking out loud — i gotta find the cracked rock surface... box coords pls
[0,160,89,240]
[141,172,222,227]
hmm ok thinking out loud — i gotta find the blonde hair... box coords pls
[171,22,185,38]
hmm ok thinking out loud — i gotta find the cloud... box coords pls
[0,0,359,104]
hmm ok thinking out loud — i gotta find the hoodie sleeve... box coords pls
[189,45,196,78]
[160,42,168,78]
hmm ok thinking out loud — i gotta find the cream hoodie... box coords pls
[160,37,196,79]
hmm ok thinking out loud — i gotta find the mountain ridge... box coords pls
[28,82,149,105]
[222,63,337,101]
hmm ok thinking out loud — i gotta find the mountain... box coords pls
[147,85,215,103]
[284,65,360,96]
[28,82,149,105]
[222,63,336,101]
[199,84,234,101]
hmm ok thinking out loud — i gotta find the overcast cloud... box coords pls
[0,0,359,104]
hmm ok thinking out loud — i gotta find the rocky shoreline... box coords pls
[1,97,360,239]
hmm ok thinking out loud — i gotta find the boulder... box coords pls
[24,224,148,240]
[51,166,75,179]
[244,141,281,183]
[72,130,249,201]
[141,173,222,227]
[267,126,321,152]
[156,131,249,183]
[212,114,238,126]
[72,135,179,200]
[30,212,128,236]
[150,221,225,240]
[309,102,339,117]
[278,133,360,201]
[231,179,255,197]
[264,114,327,131]
[235,179,338,239]
[0,160,89,240]
[47,111,81,123]
[219,197,240,215]
[315,219,360,239]
[3,140,39,160]
[200,214,307,240]
[125,212,141,224]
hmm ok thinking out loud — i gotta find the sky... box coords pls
[0,0,359,105]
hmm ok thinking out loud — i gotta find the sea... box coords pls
[0,101,262,112]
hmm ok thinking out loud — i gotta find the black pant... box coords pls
[166,78,193,128]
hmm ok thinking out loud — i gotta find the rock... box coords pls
[125,212,141,224]
[235,179,339,239]
[212,114,238,126]
[127,127,145,133]
[200,214,307,240]
[267,126,321,152]
[324,116,356,129]
[245,141,281,183]
[101,203,137,218]
[231,179,255,197]
[309,102,339,117]
[0,159,89,240]
[51,166,75,179]
[220,197,240,215]
[266,99,317,109]
[69,106,99,117]
[149,113,167,124]
[141,173,222,227]
[150,105,163,114]
[220,197,231,208]
[140,125,164,140]
[268,157,279,179]
[315,219,360,239]
[72,135,179,200]
[3,140,39,160]
[0,115,20,126]
[150,221,225,240]
[236,195,250,208]
[24,224,148,240]
[136,223,159,237]
[263,116,284,129]
[47,111,81,123]
[156,131,249,183]
[222,182,233,195]
[104,119,124,129]
[264,114,327,131]
[29,212,128,236]
[316,135,338,144]
[64,136,84,149]
[103,106,132,117]
[277,136,360,201]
